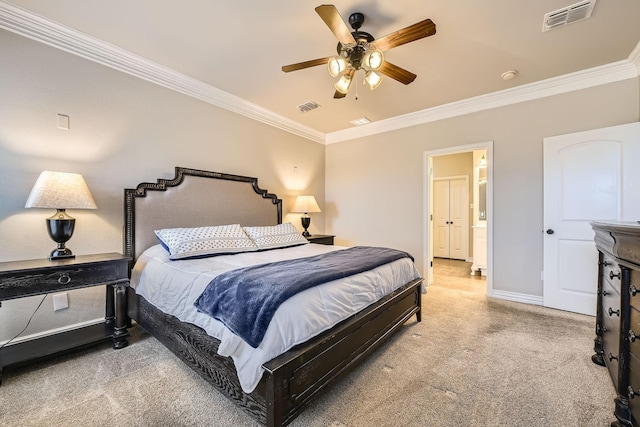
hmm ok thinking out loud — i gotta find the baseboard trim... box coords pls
[489,289,543,306]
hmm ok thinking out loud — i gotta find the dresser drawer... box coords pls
[602,278,621,321]
[629,269,640,311]
[603,259,623,295]
[603,313,621,388]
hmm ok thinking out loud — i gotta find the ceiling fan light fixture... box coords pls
[334,71,353,94]
[328,57,347,77]
[365,70,383,90]
[363,49,384,70]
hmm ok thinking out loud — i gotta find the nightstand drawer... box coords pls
[0,255,128,301]
[306,235,335,245]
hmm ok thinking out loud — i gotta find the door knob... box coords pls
[546,229,554,235]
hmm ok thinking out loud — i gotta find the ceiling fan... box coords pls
[282,4,436,99]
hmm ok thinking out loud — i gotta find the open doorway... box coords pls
[423,142,493,296]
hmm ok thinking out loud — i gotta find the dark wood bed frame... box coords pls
[124,167,423,427]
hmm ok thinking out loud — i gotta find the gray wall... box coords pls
[0,30,325,342]
[325,79,640,298]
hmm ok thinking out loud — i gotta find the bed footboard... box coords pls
[127,277,423,427]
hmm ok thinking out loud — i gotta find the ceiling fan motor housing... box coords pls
[336,13,376,71]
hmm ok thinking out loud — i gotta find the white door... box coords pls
[433,177,469,260]
[543,122,640,315]
[433,179,450,258]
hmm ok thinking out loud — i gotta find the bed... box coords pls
[124,167,424,427]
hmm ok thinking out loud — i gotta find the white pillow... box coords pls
[243,222,309,250]
[155,224,257,260]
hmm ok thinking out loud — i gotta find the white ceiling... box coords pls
[3,0,640,141]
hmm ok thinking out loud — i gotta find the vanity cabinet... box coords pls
[592,221,640,427]
[471,224,487,276]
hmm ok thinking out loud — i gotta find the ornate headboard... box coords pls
[124,167,282,263]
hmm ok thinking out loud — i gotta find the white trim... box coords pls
[0,1,325,144]
[326,59,638,144]
[424,141,493,297]
[630,40,640,73]
[0,318,104,346]
[489,290,544,306]
[0,1,638,145]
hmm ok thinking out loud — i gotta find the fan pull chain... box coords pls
[355,73,359,100]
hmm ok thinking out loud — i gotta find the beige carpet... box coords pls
[0,280,616,426]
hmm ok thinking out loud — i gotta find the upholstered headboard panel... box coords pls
[124,167,282,262]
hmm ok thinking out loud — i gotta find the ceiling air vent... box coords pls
[542,0,596,32]
[297,101,320,113]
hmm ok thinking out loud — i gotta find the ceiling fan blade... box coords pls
[333,90,347,99]
[282,57,332,73]
[315,5,356,45]
[378,61,417,85]
[373,19,436,51]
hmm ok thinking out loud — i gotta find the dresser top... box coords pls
[592,221,640,267]
[591,221,640,235]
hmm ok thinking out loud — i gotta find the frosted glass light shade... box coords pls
[292,195,321,214]
[25,171,97,209]
[327,57,347,77]
[363,49,384,70]
[365,70,383,90]
[334,72,353,94]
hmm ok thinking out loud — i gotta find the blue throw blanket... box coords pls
[194,246,413,348]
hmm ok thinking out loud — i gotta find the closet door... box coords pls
[434,177,469,260]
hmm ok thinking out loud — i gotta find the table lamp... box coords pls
[292,195,321,237]
[25,171,97,260]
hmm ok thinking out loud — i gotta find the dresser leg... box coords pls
[592,328,605,366]
[112,281,130,349]
[612,395,633,427]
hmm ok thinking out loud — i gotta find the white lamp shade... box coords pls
[292,195,321,214]
[25,171,97,209]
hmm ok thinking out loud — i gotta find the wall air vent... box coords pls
[297,101,320,113]
[542,0,596,32]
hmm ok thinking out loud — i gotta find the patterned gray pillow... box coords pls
[155,224,257,260]
[243,222,309,250]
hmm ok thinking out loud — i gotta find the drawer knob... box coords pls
[610,271,621,280]
[630,330,638,342]
[608,307,620,317]
[597,325,608,334]
[631,285,638,297]
[599,289,609,296]
[602,260,610,267]
[608,353,618,362]
[629,386,637,399]
[57,273,71,285]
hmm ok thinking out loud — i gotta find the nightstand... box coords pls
[0,253,130,384]
[305,234,335,245]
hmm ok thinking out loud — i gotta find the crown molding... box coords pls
[326,53,640,144]
[629,40,640,74]
[0,1,325,144]
[1,1,638,146]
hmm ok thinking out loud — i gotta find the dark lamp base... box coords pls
[46,209,76,261]
[49,247,75,260]
[301,215,311,237]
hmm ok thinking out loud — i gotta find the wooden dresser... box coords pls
[592,221,640,427]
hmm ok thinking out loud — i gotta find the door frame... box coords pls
[423,141,494,296]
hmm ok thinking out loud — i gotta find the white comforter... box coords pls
[131,243,421,393]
